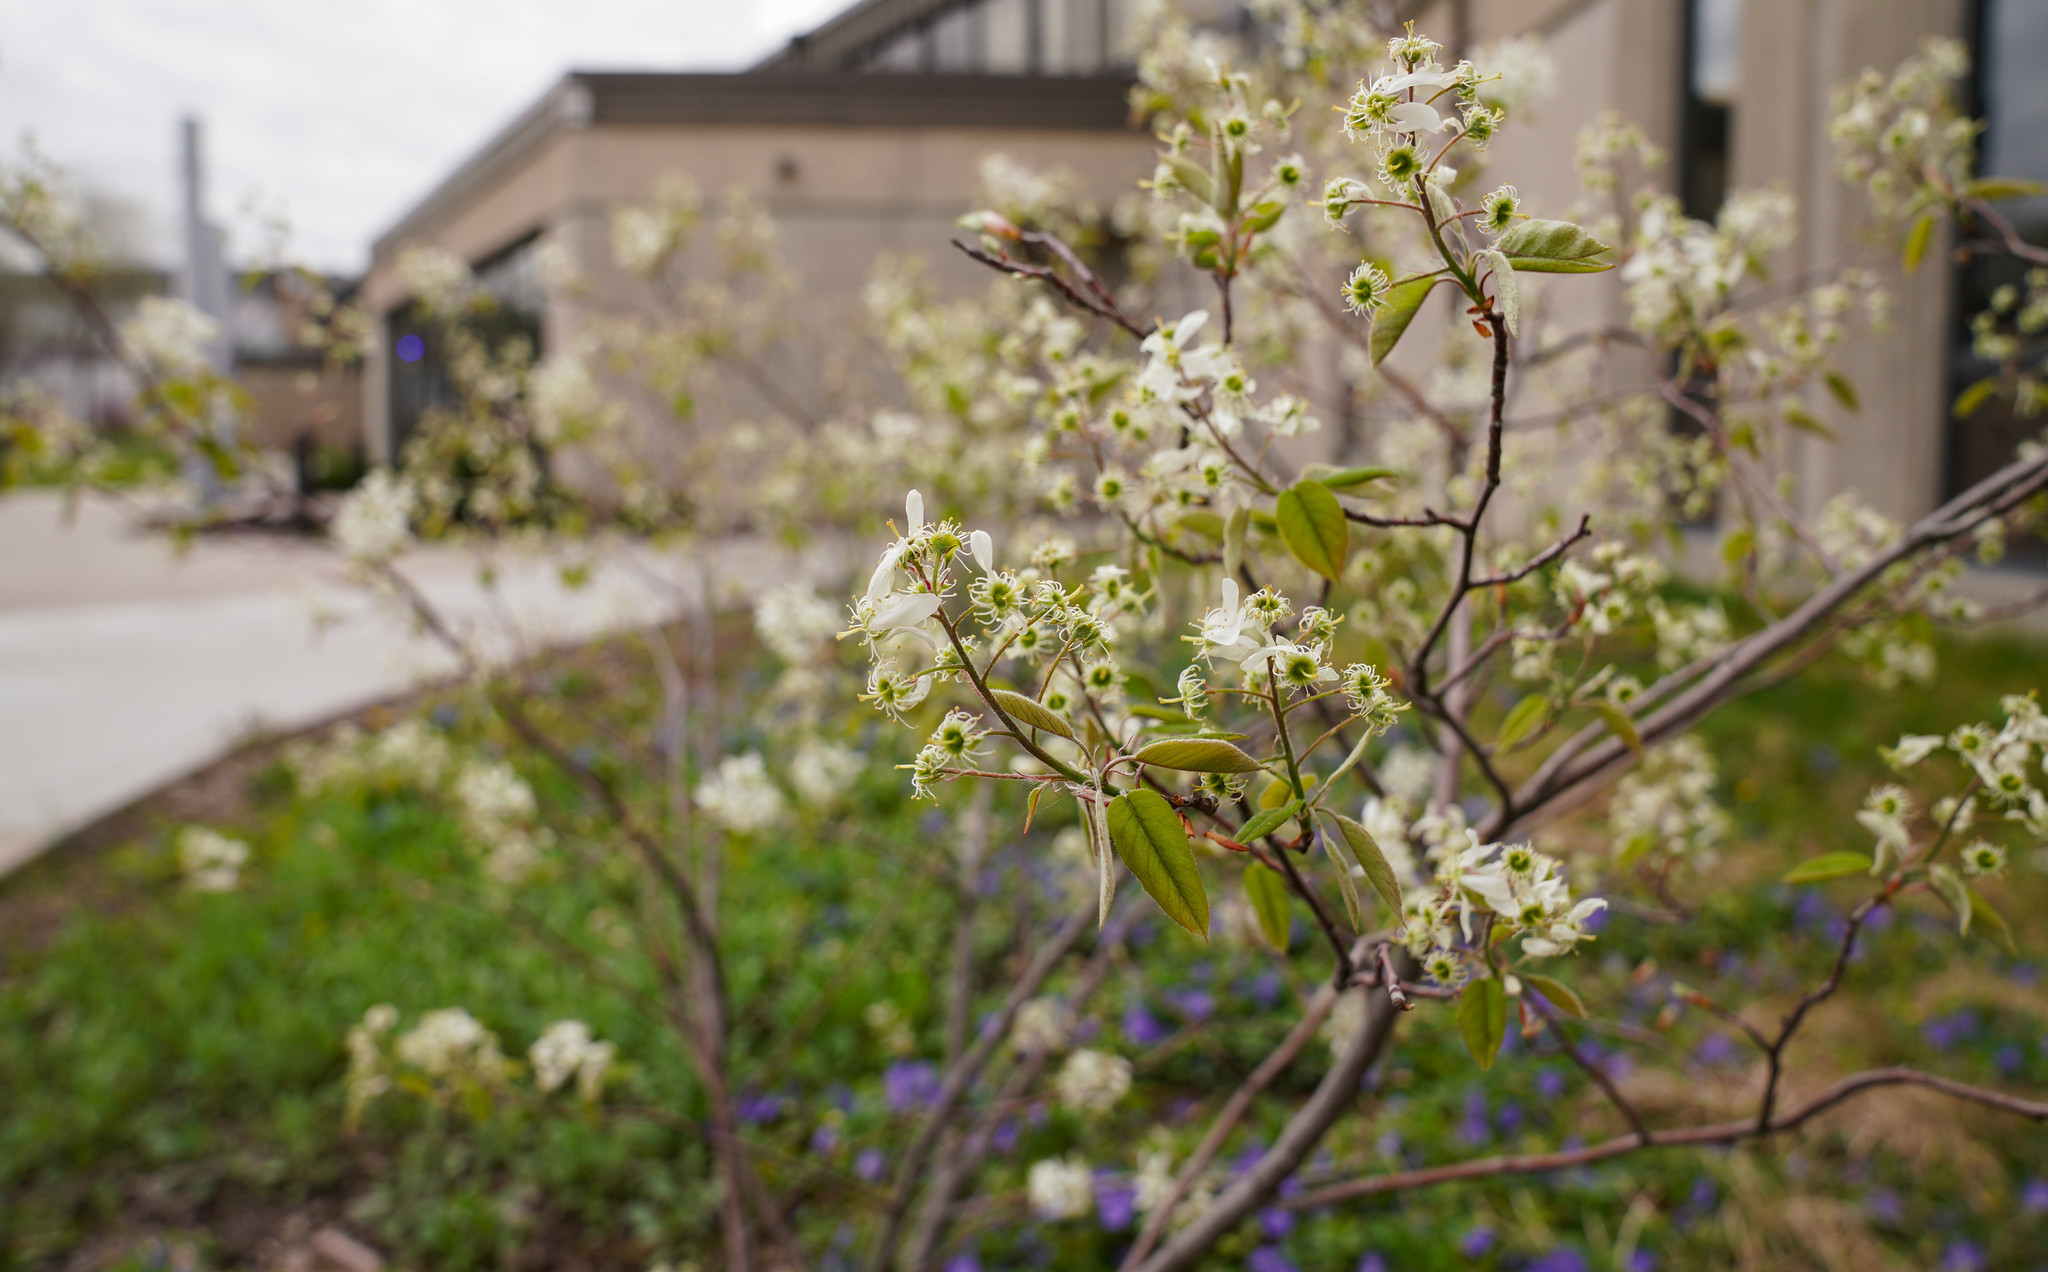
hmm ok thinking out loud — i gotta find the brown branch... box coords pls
[863,900,1097,1272]
[1118,957,1356,1269]
[1290,1066,2048,1207]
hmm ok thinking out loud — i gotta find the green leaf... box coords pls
[1237,800,1303,844]
[1243,198,1287,234]
[1317,820,1364,930]
[1780,851,1874,884]
[1952,377,1999,420]
[1497,693,1552,749]
[1176,510,1225,541]
[1459,977,1508,1071]
[1370,275,1444,365]
[1902,211,1936,273]
[1783,405,1837,441]
[1478,247,1519,335]
[1134,738,1266,773]
[1330,813,1404,919]
[1519,972,1587,1018]
[1495,218,1615,273]
[1966,176,2046,201]
[1593,702,1642,756]
[1824,371,1860,413]
[990,689,1076,741]
[1244,864,1292,950]
[1928,863,1972,936]
[1720,527,1755,565]
[1105,790,1210,939]
[1301,463,1400,492]
[1969,889,2018,955]
[1223,505,1250,581]
[1275,480,1349,581]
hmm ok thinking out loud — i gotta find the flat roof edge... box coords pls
[369,72,1141,266]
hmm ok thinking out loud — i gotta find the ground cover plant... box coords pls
[5,2,2048,1269]
[1,625,2045,1271]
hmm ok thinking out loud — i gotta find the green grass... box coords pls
[3,627,2045,1271]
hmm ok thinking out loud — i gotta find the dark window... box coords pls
[1947,0,2048,500]
[385,233,545,457]
[1680,0,1741,219]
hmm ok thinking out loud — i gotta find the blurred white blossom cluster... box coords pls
[289,718,551,885]
[1876,695,2048,890]
[345,1004,614,1126]
[1830,37,1976,222]
[176,826,250,892]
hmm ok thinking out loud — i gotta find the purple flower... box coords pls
[1246,1247,1298,1272]
[2022,1178,2048,1212]
[1923,1011,1978,1052]
[1096,1181,1137,1232]
[855,1148,886,1182]
[1792,892,1834,934]
[990,1119,1018,1153]
[810,1122,840,1155]
[1528,1250,1591,1272]
[1677,1178,1716,1229]
[1696,1034,1738,1067]
[942,1257,980,1272]
[1124,1003,1170,1047]
[1356,1256,1388,1272]
[1624,1252,1656,1272]
[1940,1238,1986,1272]
[829,1083,854,1111]
[736,1091,785,1124]
[1459,1089,1490,1145]
[2009,962,2041,986]
[1168,988,1215,1022]
[1994,1043,2023,1074]
[1251,969,1282,1009]
[1496,1101,1524,1137]
[885,1061,941,1113]
[1536,1070,1566,1100]
[1457,1226,1494,1258]
[1866,1189,1902,1225]
[1259,1207,1295,1239]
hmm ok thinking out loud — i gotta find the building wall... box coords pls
[365,0,1974,525]
[361,119,1159,459]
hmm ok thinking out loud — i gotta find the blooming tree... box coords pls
[6,9,2048,1271]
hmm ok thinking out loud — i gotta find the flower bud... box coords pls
[956,210,1023,241]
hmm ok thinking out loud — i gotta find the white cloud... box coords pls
[0,0,849,272]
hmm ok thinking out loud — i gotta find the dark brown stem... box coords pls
[864,901,1096,1272]
[1291,1067,2048,1207]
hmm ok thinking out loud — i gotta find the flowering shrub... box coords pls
[7,10,2048,1272]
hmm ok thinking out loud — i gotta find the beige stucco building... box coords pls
[362,0,2036,527]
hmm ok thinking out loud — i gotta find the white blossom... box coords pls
[697,752,786,833]
[331,470,415,565]
[178,826,249,892]
[1056,1047,1132,1114]
[1027,1156,1096,1220]
[529,1020,615,1100]
[394,1007,505,1079]
[120,296,220,375]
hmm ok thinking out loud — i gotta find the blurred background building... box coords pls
[94,0,2032,529]
[0,118,364,487]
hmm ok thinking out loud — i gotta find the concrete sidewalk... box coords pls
[0,492,841,875]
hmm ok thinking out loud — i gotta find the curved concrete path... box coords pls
[0,491,842,875]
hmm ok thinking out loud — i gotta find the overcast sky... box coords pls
[0,0,849,272]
